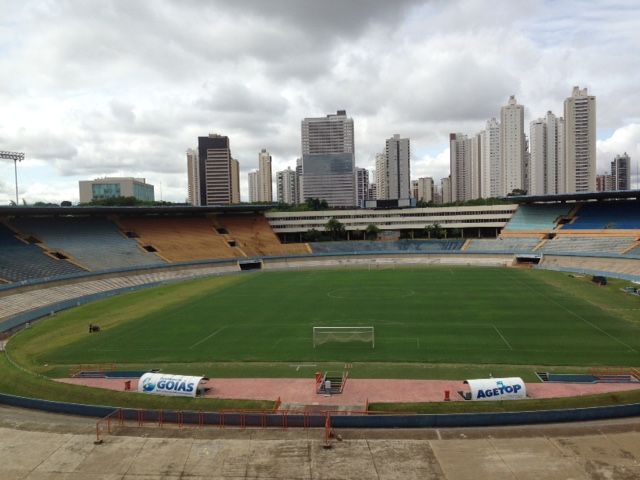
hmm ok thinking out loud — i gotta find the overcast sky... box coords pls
[1,0,639,204]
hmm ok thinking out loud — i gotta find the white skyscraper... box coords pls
[500,96,526,195]
[383,134,411,199]
[248,171,260,202]
[186,148,200,206]
[480,118,500,198]
[375,153,387,199]
[300,110,356,207]
[529,111,564,195]
[258,149,273,202]
[356,167,370,206]
[415,177,435,203]
[564,86,596,193]
[450,133,473,202]
[276,167,298,204]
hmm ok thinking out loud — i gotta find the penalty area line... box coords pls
[189,327,227,349]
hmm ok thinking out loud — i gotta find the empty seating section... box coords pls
[9,217,166,271]
[465,237,541,252]
[0,223,85,282]
[563,202,640,230]
[503,204,573,231]
[538,236,637,255]
[118,217,238,262]
[310,240,465,254]
[215,215,309,257]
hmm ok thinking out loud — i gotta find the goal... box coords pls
[313,326,374,348]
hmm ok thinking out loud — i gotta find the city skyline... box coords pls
[1,1,639,204]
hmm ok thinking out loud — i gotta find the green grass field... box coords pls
[30,266,640,368]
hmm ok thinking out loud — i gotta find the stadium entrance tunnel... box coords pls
[238,260,263,271]
[514,254,541,266]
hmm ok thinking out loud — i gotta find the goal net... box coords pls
[313,326,374,348]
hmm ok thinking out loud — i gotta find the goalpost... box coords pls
[313,326,375,348]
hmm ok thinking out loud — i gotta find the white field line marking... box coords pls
[491,324,513,350]
[305,271,317,279]
[189,327,227,349]
[290,365,317,370]
[502,271,638,353]
[449,269,455,275]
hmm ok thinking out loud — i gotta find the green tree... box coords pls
[304,228,322,242]
[325,217,345,240]
[365,223,381,240]
[424,223,442,239]
[305,197,329,211]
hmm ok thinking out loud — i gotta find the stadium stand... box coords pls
[464,237,542,253]
[214,215,309,257]
[538,236,638,255]
[0,221,86,282]
[8,217,166,271]
[562,201,640,230]
[503,204,573,232]
[309,239,464,254]
[116,216,239,262]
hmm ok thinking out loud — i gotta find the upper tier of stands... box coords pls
[464,237,541,253]
[214,215,309,257]
[503,204,573,231]
[537,236,638,255]
[562,202,640,230]
[117,216,239,262]
[0,222,86,282]
[310,239,465,254]
[8,217,166,272]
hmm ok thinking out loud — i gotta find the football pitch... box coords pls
[42,266,640,367]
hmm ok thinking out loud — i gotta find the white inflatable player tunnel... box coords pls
[138,373,208,398]
[462,377,526,401]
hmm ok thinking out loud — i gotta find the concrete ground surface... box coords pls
[2,405,640,479]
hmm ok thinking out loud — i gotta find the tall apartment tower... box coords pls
[450,133,473,202]
[276,167,299,204]
[564,86,596,193]
[231,158,240,203]
[186,148,200,205]
[248,171,260,202]
[355,167,370,206]
[258,149,273,202]
[295,158,303,204]
[195,134,237,205]
[441,177,452,204]
[374,153,387,199]
[500,96,526,195]
[480,118,500,198]
[611,153,631,191]
[300,110,356,207]
[415,177,435,203]
[383,134,411,199]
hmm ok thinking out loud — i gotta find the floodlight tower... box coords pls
[0,150,25,204]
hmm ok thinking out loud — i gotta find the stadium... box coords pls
[1,190,640,432]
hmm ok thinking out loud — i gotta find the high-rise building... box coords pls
[356,167,370,206]
[415,177,434,203]
[258,149,273,202]
[276,167,298,204]
[295,158,303,204]
[193,134,236,205]
[500,95,526,195]
[231,158,240,203]
[383,134,411,200]
[300,110,356,207]
[529,111,564,195]
[596,173,613,192]
[186,148,200,205]
[248,171,260,202]
[450,133,473,201]
[564,86,596,193]
[611,153,631,191]
[375,153,387,199]
[480,118,501,198]
[441,177,451,204]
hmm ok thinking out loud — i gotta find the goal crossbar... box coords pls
[313,326,374,348]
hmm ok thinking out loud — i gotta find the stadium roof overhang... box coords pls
[0,204,277,217]
[499,190,640,204]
